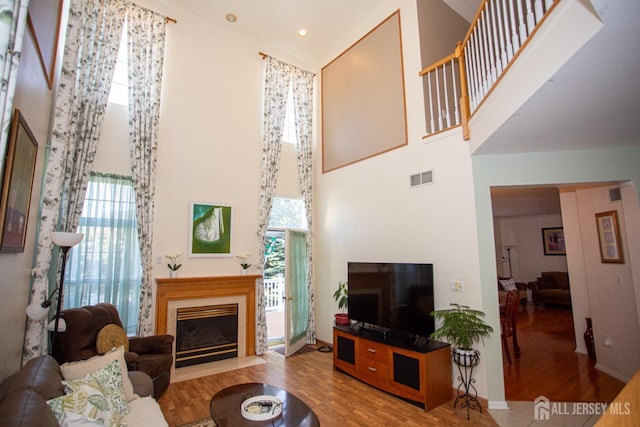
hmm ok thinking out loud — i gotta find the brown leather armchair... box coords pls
[52,303,174,397]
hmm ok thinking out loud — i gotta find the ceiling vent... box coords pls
[609,187,621,201]
[410,170,433,188]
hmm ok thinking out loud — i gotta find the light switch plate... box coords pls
[450,280,464,292]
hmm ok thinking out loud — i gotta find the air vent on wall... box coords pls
[609,187,621,201]
[410,170,433,188]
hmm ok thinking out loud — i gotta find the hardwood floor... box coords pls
[158,304,626,426]
[503,303,626,402]
[158,347,498,426]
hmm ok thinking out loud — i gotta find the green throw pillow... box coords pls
[47,379,121,427]
[64,359,130,417]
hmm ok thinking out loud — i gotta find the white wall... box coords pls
[573,185,639,381]
[111,0,309,285]
[495,214,567,284]
[314,0,492,397]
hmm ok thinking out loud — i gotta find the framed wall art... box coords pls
[542,227,565,256]
[595,210,624,263]
[0,110,39,253]
[188,202,233,257]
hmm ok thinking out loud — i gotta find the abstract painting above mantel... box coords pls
[188,202,233,257]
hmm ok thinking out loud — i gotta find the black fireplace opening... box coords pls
[175,304,239,368]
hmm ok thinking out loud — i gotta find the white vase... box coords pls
[170,270,177,279]
[241,269,247,276]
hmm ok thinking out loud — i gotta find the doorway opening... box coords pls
[263,197,308,353]
[265,230,285,347]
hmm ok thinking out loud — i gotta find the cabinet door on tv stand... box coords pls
[389,348,424,398]
[333,329,357,374]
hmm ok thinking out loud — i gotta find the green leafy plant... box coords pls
[430,303,493,350]
[333,281,348,312]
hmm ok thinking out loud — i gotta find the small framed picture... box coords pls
[188,202,233,257]
[595,210,624,263]
[542,227,565,256]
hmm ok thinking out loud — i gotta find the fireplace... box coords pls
[156,275,260,382]
[175,304,239,368]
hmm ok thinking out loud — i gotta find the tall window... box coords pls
[269,197,307,230]
[64,173,142,333]
[108,23,128,106]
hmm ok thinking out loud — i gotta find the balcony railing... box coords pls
[420,0,559,140]
[264,276,285,312]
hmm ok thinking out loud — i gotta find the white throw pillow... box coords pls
[61,346,135,402]
[64,359,129,416]
[121,396,169,427]
[499,278,518,291]
[47,379,121,427]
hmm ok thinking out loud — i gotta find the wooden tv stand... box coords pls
[333,326,452,411]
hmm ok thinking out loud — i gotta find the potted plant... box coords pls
[235,253,252,275]
[430,303,493,366]
[333,281,349,325]
[165,252,183,278]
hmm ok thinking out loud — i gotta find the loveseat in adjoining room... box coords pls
[0,348,168,427]
[528,271,571,306]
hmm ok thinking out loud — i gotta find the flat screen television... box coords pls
[347,262,434,339]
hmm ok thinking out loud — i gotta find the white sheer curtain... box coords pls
[125,3,166,337]
[24,0,127,363]
[65,173,141,333]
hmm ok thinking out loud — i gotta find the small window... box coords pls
[108,26,128,106]
[269,197,306,229]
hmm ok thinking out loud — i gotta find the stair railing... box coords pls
[419,0,559,140]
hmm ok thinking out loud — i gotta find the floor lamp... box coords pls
[26,231,84,353]
[502,246,514,278]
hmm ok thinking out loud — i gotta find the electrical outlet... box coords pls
[450,280,464,292]
[156,256,162,265]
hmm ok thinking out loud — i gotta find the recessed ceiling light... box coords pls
[298,29,308,38]
[225,13,237,23]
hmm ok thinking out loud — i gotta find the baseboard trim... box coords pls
[594,363,630,383]
[488,400,510,410]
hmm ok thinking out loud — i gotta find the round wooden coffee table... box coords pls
[209,383,319,426]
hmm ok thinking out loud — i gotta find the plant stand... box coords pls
[452,349,481,420]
